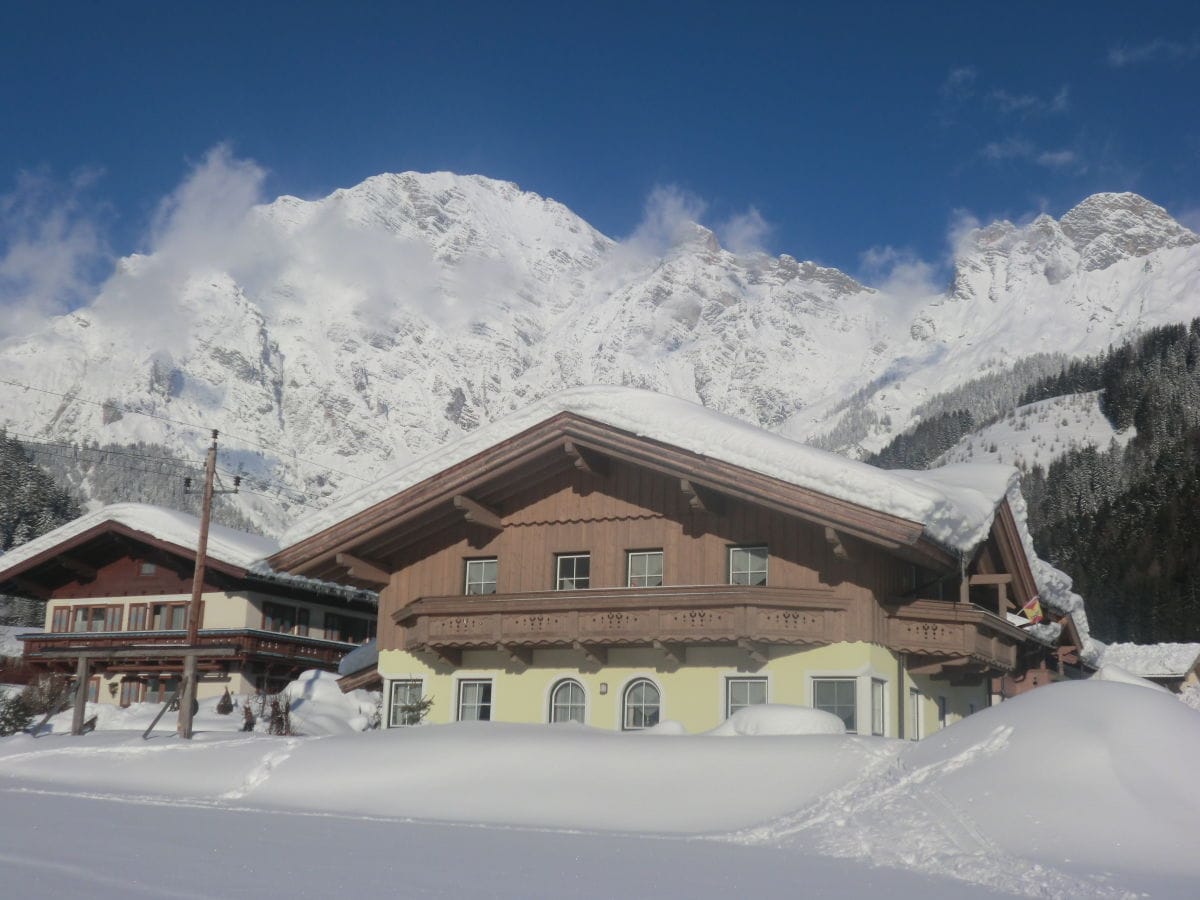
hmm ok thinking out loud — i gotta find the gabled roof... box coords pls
[0,503,373,605]
[271,386,1024,579]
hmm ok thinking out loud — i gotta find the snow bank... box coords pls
[286,669,379,734]
[282,386,1019,552]
[1091,663,1172,692]
[707,704,845,736]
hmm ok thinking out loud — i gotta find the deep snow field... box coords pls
[1,674,1198,899]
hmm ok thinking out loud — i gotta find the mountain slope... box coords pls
[0,176,1196,535]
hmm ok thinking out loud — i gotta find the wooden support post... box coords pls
[824,527,851,561]
[179,430,218,740]
[71,655,90,736]
[564,439,608,476]
[452,495,503,531]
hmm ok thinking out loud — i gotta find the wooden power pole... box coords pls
[178,430,218,739]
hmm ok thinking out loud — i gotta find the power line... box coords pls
[0,376,368,483]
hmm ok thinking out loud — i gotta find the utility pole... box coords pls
[178,430,218,739]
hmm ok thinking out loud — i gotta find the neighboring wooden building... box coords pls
[0,504,376,705]
[268,387,1062,736]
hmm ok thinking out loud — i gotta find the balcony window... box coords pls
[812,677,857,733]
[71,605,122,633]
[729,546,768,586]
[871,678,887,736]
[622,678,661,730]
[151,603,188,631]
[549,679,586,724]
[627,550,663,588]
[458,679,493,721]
[726,677,767,718]
[464,558,497,595]
[555,553,590,590]
[325,612,371,644]
[262,601,297,634]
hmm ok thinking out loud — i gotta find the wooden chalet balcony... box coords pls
[885,600,1027,674]
[19,629,359,673]
[394,585,855,663]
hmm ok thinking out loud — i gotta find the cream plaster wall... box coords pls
[378,641,990,737]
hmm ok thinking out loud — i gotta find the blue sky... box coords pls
[1,0,1199,303]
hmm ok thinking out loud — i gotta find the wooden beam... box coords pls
[680,479,725,515]
[573,641,606,666]
[738,638,768,666]
[969,573,1013,585]
[824,527,851,561]
[335,552,391,586]
[496,643,533,667]
[452,495,503,531]
[564,439,609,476]
[71,656,90,736]
[7,575,49,599]
[424,645,462,667]
[908,655,973,676]
[652,640,683,666]
[58,554,98,580]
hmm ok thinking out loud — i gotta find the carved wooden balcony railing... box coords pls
[19,629,359,673]
[885,600,1026,673]
[395,585,854,662]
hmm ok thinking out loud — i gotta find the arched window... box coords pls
[622,679,661,730]
[549,679,586,723]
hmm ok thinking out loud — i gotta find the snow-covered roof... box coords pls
[0,624,40,658]
[1099,643,1200,679]
[337,638,378,676]
[0,502,278,575]
[282,386,1021,554]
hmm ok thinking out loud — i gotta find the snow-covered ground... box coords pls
[936,392,1135,470]
[2,675,1198,898]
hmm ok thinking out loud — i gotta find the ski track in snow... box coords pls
[219,736,303,800]
[718,725,1138,900]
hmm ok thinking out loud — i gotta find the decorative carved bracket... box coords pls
[452,495,503,531]
[738,638,768,666]
[335,552,391,586]
[652,639,684,666]
[564,440,609,476]
[496,642,532,667]
[573,640,607,666]
[679,479,725,516]
[424,645,462,667]
[823,527,851,561]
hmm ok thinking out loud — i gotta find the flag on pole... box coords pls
[1021,595,1044,624]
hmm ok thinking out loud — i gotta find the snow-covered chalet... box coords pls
[267,386,1090,734]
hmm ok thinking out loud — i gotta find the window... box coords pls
[144,676,180,704]
[458,680,493,721]
[871,679,887,736]
[726,677,767,718]
[119,680,144,707]
[296,607,310,638]
[464,558,497,595]
[729,546,768,586]
[622,679,661,730]
[151,603,189,631]
[127,604,148,631]
[909,687,921,741]
[263,601,297,634]
[86,677,100,703]
[70,605,122,633]
[324,612,371,644]
[139,562,156,576]
[550,679,586,723]
[937,696,948,730]
[627,550,663,588]
[50,607,70,633]
[555,553,590,590]
[389,679,425,727]
[813,678,857,733]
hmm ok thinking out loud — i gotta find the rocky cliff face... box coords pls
[0,175,1196,535]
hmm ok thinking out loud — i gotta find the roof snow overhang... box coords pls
[270,411,959,584]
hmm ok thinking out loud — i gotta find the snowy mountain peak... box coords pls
[1059,192,1199,270]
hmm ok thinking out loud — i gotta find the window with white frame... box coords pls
[937,695,948,730]
[555,553,590,590]
[726,677,767,718]
[457,680,493,721]
[622,679,660,730]
[464,558,497,595]
[549,679,586,724]
[627,550,663,587]
[729,546,768,586]
[908,687,921,740]
[871,678,887,736]
[812,678,857,733]
[389,679,425,727]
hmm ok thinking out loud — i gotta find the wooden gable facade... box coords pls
[271,411,1046,734]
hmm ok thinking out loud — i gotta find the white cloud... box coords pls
[858,245,941,303]
[990,85,1070,116]
[980,137,1084,172]
[982,137,1036,161]
[626,185,707,255]
[0,169,110,340]
[940,66,978,100]
[717,207,771,255]
[1108,37,1200,67]
[1035,149,1079,169]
